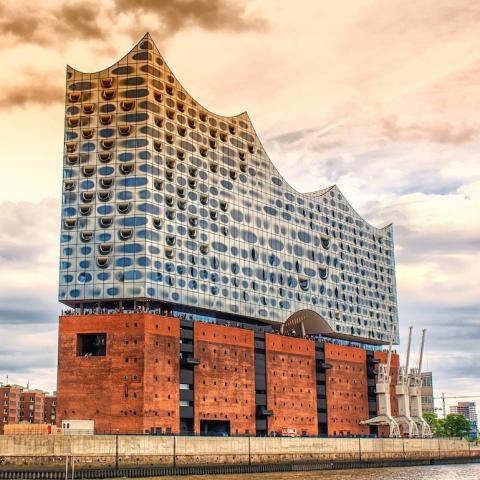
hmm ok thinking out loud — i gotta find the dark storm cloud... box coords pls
[115,0,266,34]
[0,0,266,49]
[0,1,105,46]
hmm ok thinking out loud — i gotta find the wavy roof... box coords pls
[68,32,392,234]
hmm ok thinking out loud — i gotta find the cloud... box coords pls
[0,1,106,47]
[381,116,478,145]
[0,71,64,110]
[116,0,267,34]
[0,0,266,50]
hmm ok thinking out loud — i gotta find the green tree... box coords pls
[424,411,444,437]
[443,414,471,438]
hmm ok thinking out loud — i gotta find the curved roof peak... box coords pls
[67,33,392,233]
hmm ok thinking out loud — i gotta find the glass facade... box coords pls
[59,34,399,344]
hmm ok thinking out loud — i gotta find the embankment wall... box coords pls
[0,435,478,470]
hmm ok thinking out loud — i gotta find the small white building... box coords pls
[62,419,94,435]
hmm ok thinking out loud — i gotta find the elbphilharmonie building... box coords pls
[59,33,398,346]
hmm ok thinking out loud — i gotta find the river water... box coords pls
[153,463,480,480]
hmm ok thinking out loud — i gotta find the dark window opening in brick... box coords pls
[77,333,107,356]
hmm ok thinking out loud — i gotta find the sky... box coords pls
[0,0,478,413]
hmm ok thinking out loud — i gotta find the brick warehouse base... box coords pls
[56,313,399,436]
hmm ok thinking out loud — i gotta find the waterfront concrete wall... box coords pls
[0,435,477,470]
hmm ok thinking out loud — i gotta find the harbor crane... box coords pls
[409,328,432,437]
[394,326,418,436]
[360,329,401,438]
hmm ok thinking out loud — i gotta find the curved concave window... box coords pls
[101,139,114,150]
[80,231,93,242]
[68,92,81,102]
[102,89,115,100]
[99,217,113,228]
[97,191,112,202]
[64,181,75,191]
[101,77,113,88]
[98,152,111,163]
[100,177,114,189]
[117,202,131,214]
[64,219,76,230]
[319,266,328,280]
[153,218,162,229]
[96,257,110,268]
[166,236,176,246]
[188,228,197,239]
[68,117,80,128]
[82,129,94,139]
[321,235,330,249]
[66,155,78,165]
[119,229,133,240]
[120,163,134,175]
[118,125,132,136]
[200,244,209,255]
[154,140,163,152]
[120,100,135,111]
[98,244,112,255]
[82,103,95,114]
[153,91,162,102]
[154,179,164,191]
[298,276,310,291]
[81,192,94,202]
[165,247,174,258]
[82,166,95,177]
[66,142,77,153]
[80,206,92,216]
[100,114,112,125]
[166,209,175,220]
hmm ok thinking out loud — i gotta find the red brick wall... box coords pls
[324,343,369,436]
[374,350,399,437]
[194,323,256,435]
[144,317,180,434]
[43,396,57,424]
[265,334,317,436]
[0,387,21,433]
[56,313,179,434]
[19,392,44,424]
